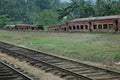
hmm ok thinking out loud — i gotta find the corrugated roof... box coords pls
[70,15,120,22]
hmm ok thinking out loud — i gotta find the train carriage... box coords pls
[48,15,120,32]
[3,24,44,31]
[3,25,15,30]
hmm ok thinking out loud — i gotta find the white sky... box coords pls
[61,0,70,2]
[61,0,96,2]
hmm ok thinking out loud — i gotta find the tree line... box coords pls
[0,0,120,28]
[0,0,68,28]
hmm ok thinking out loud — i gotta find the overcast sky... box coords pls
[61,0,70,2]
[61,0,96,2]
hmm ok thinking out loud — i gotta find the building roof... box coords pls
[4,25,15,27]
[16,24,36,27]
[70,15,120,22]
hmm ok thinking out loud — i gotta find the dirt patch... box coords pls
[0,53,65,80]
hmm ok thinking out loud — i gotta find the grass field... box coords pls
[0,30,120,67]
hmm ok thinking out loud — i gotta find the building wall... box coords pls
[91,19,115,32]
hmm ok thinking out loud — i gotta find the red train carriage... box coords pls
[48,15,120,32]
[3,25,15,30]
[3,24,44,31]
[117,18,120,31]
[48,25,60,31]
[48,24,68,31]
[15,24,37,30]
[60,24,69,31]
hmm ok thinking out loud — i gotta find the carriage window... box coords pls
[85,25,88,29]
[69,26,72,30]
[77,25,79,29]
[73,26,76,30]
[80,25,84,29]
[32,27,34,30]
[93,25,97,29]
[103,24,107,29]
[98,24,102,29]
[27,27,29,29]
[64,28,66,31]
[109,24,113,29]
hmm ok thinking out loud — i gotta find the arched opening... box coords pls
[98,24,102,29]
[80,25,84,29]
[73,26,76,30]
[85,25,88,29]
[115,20,118,31]
[69,26,72,30]
[64,28,66,31]
[108,24,113,29]
[103,24,107,29]
[93,25,97,29]
[32,27,34,30]
[77,25,79,29]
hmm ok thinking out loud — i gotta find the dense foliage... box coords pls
[58,0,120,20]
[0,0,120,28]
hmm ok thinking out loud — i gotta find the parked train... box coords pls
[3,24,44,31]
[48,15,120,32]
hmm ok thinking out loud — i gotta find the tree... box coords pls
[0,15,10,28]
[57,0,95,20]
[35,0,51,10]
[57,0,79,20]
[36,10,59,26]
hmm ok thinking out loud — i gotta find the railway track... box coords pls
[0,60,34,80]
[0,41,120,80]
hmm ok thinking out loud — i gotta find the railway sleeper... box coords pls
[69,68,90,72]
[56,72,68,78]
[29,61,40,65]
[43,59,62,62]
[41,66,49,70]
[54,63,75,67]
[63,75,77,80]
[65,66,84,69]
[96,76,120,80]
[47,61,62,64]
[34,63,43,68]
[92,74,119,80]
[44,68,54,72]
[78,70,99,74]
[84,72,107,77]
[0,70,13,73]
[0,75,20,79]
[0,72,14,76]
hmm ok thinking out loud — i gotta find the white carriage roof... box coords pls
[16,24,36,27]
[70,15,120,22]
[5,25,15,27]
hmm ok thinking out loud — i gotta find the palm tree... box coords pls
[57,0,95,20]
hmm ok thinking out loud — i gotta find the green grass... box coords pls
[0,30,120,66]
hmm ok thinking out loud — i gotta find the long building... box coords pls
[48,15,120,32]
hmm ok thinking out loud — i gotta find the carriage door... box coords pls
[115,20,118,31]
